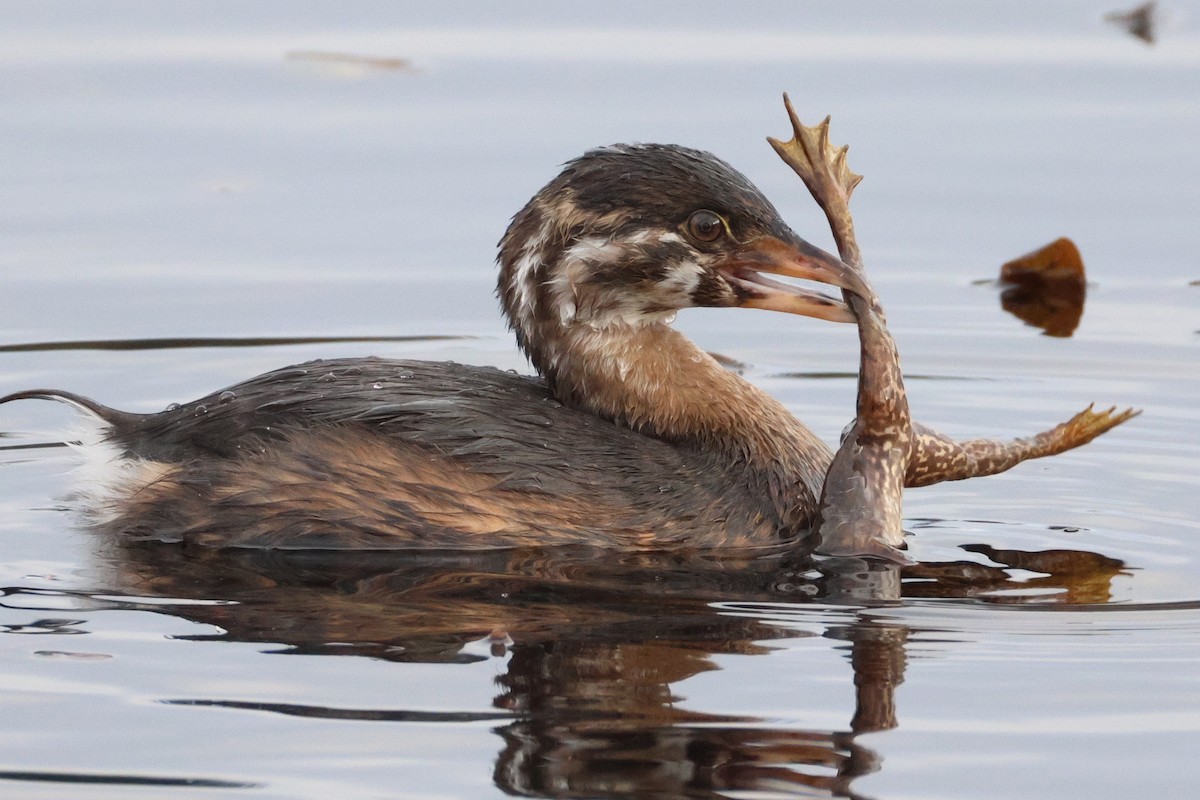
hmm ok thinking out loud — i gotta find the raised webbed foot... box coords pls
[769,93,865,270]
[768,93,863,212]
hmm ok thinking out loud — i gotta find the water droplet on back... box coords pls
[218,391,236,404]
[164,403,180,412]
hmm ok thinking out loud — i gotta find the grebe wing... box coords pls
[106,357,730,496]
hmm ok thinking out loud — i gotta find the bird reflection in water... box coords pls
[85,541,1126,799]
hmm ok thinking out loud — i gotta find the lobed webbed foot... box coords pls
[1049,404,1142,449]
[768,94,863,215]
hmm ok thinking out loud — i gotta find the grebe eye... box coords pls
[686,210,724,243]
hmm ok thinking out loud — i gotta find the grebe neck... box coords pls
[539,321,832,526]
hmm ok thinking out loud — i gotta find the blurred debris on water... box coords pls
[1105,1,1158,44]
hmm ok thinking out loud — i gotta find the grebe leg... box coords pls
[770,95,912,562]
[771,96,1138,488]
[903,407,1141,488]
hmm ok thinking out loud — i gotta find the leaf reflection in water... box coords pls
[56,540,1130,798]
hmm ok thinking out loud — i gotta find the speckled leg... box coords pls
[770,96,1138,560]
[815,307,913,562]
[770,95,912,562]
[904,406,1141,488]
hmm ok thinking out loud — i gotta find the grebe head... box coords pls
[497,144,865,375]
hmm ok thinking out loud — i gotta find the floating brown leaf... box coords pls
[998,237,1087,337]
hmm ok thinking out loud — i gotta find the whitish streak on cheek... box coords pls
[661,260,704,296]
[510,223,551,328]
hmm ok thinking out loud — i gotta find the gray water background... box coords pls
[1,2,1198,798]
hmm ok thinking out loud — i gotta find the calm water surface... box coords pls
[2,2,1198,798]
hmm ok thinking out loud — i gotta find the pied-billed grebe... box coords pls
[0,142,1134,552]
